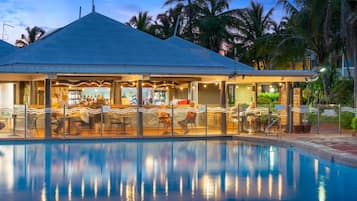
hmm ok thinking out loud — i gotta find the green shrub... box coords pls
[351,117,357,131]
[341,112,354,129]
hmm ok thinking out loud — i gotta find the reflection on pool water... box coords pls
[0,140,356,201]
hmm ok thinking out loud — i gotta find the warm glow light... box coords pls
[180,176,183,196]
[270,146,275,170]
[68,180,72,201]
[204,84,207,88]
[247,86,250,90]
[180,87,183,91]
[120,182,123,197]
[153,178,157,199]
[166,86,169,90]
[41,183,46,201]
[94,177,98,199]
[314,159,319,182]
[107,178,111,198]
[55,184,59,201]
[269,87,275,93]
[145,155,155,175]
[201,175,215,200]
[192,178,195,196]
[269,174,273,198]
[318,177,326,201]
[141,182,144,201]
[235,176,239,195]
[165,178,168,197]
[246,176,250,196]
[69,86,72,89]
[235,85,239,89]
[120,85,123,89]
[278,174,282,200]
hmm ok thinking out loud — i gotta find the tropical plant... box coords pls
[127,11,153,33]
[234,1,275,70]
[278,0,343,98]
[193,0,237,52]
[163,0,196,40]
[352,117,357,131]
[15,26,45,48]
[153,4,184,39]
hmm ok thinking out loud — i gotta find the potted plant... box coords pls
[351,117,357,136]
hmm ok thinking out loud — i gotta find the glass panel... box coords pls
[143,105,171,136]
[27,106,46,138]
[64,106,101,137]
[227,105,239,135]
[173,104,205,136]
[318,104,339,134]
[340,106,356,135]
[207,104,223,135]
[103,106,137,137]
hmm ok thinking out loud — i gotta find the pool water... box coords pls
[0,140,356,201]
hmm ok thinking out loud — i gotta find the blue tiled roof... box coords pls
[0,40,16,59]
[0,12,230,71]
[166,36,255,71]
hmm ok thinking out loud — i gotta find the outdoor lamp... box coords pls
[319,67,327,73]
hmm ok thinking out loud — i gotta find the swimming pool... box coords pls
[0,140,356,201]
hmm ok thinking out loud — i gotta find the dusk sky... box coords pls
[0,0,284,44]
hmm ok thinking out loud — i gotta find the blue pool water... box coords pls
[0,140,356,201]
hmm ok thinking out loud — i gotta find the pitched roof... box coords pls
[0,12,237,74]
[166,36,254,71]
[0,40,16,58]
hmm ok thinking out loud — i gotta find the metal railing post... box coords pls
[237,104,240,135]
[100,106,104,136]
[267,105,271,134]
[205,104,208,136]
[24,104,28,139]
[288,104,292,134]
[63,104,67,138]
[171,105,174,137]
[338,104,341,134]
[317,104,320,134]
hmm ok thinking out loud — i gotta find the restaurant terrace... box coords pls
[0,11,314,139]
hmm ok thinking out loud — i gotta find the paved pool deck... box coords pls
[234,133,357,168]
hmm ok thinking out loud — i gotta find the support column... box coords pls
[137,80,143,136]
[45,79,52,138]
[287,82,293,133]
[30,81,37,105]
[112,82,122,104]
[220,81,227,135]
[252,83,258,107]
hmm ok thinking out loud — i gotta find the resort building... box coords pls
[0,11,314,138]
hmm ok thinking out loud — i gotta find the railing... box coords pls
[0,104,355,139]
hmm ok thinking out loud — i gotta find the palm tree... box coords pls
[15,26,45,48]
[278,0,342,99]
[193,0,238,52]
[127,11,153,33]
[234,1,274,70]
[163,0,195,40]
[154,4,184,39]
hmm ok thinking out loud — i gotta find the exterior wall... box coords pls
[198,83,220,105]
[235,84,254,105]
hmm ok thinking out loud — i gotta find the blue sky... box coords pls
[0,0,284,44]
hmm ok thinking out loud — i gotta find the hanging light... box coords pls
[203,84,207,88]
